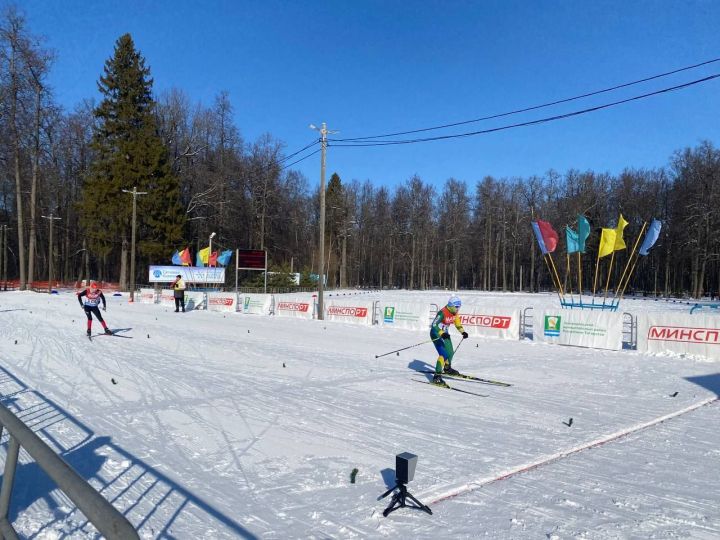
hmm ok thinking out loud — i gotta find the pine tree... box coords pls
[80,33,183,287]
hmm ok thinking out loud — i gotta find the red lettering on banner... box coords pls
[665,329,679,340]
[277,302,309,312]
[327,306,368,318]
[209,297,234,306]
[649,327,667,339]
[460,314,512,329]
[648,325,720,344]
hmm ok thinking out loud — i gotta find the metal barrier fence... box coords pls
[622,312,637,349]
[0,404,138,539]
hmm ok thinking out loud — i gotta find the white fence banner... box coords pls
[325,300,374,326]
[139,288,156,304]
[379,302,432,331]
[159,289,175,306]
[275,295,314,320]
[185,292,205,311]
[534,309,623,350]
[460,307,521,340]
[637,312,720,360]
[239,294,272,315]
[207,292,238,312]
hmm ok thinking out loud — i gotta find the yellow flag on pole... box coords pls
[198,246,210,265]
[598,228,616,258]
[613,214,629,251]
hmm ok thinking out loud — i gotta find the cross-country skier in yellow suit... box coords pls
[430,295,468,385]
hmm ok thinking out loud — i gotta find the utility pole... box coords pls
[2,225,9,291]
[122,187,148,301]
[41,214,61,294]
[0,225,4,291]
[0,225,3,291]
[309,122,338,320]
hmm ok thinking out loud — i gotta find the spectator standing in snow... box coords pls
[171,274,186,312]
[78,281,112,336]
[429,295,468,385]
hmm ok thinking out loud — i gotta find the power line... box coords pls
[281,148,321,170]
[278,138,320,163]
[327,73,720,147]
[332,57,720,142]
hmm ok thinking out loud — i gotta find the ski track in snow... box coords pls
[0,290,718,538]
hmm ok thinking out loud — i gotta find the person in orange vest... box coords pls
[77,281,112,337]
[429,295,468,385]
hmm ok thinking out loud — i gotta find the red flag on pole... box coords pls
[537,219,559,253]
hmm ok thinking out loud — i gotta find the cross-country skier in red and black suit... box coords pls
[78,281,112,337]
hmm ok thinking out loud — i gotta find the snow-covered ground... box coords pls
[0,290,718,539]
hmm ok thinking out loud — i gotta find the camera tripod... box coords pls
[379,482,432,517]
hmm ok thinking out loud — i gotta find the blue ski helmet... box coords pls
[448,295,462,309]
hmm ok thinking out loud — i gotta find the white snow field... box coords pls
[0,289,718,539]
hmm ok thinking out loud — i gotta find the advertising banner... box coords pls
[459,306,521,340]
[324,300,374,326]
[185,292,205,311]
[275,295,314,320]
[534,309,623,350]
[379,302,432,331]
[139,288,156,304]
[239,294,272,315]
[159,289,175,306]
[207,292,237,312]
[149,266,225,284]
[637,312,720,360]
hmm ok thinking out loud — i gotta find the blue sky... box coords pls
[17,0,720,189]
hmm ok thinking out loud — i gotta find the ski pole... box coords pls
[375,337,439,359]
[453,336,466,357]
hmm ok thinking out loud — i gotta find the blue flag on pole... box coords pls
[171,250,182,265]
[566,227,579,253]
[217,250,233,266]
[577,215,591,253]
[532,221,548,254]
[639,219,662,255]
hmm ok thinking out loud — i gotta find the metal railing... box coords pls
[521,307,534,340]
[0,404,138,539]
[622,312,637,350]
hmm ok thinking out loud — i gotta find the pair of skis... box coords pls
[87,330,132,340]
[414,370,512,398]
[418,369,512,387]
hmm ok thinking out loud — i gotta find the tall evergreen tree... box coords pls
[80,33,183,287]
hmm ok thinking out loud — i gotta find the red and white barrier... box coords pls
[638,312,720,360]
[139,288,156,304]
[460,306,520,340]
[324,300,374,326]
[275,294,314,320]
[207,292,237,313]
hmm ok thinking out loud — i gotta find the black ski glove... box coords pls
[441,332,450,340]
[462,331,468,339]
[102,306,107,311]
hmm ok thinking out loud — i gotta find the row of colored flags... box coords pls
[171,247,233,267]
[532,215,662,258]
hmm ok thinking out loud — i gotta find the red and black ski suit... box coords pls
[77,288,109,333]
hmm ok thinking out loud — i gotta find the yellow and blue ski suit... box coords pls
[430,305,466,374]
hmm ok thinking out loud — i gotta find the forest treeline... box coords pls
[0,8,718,297]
